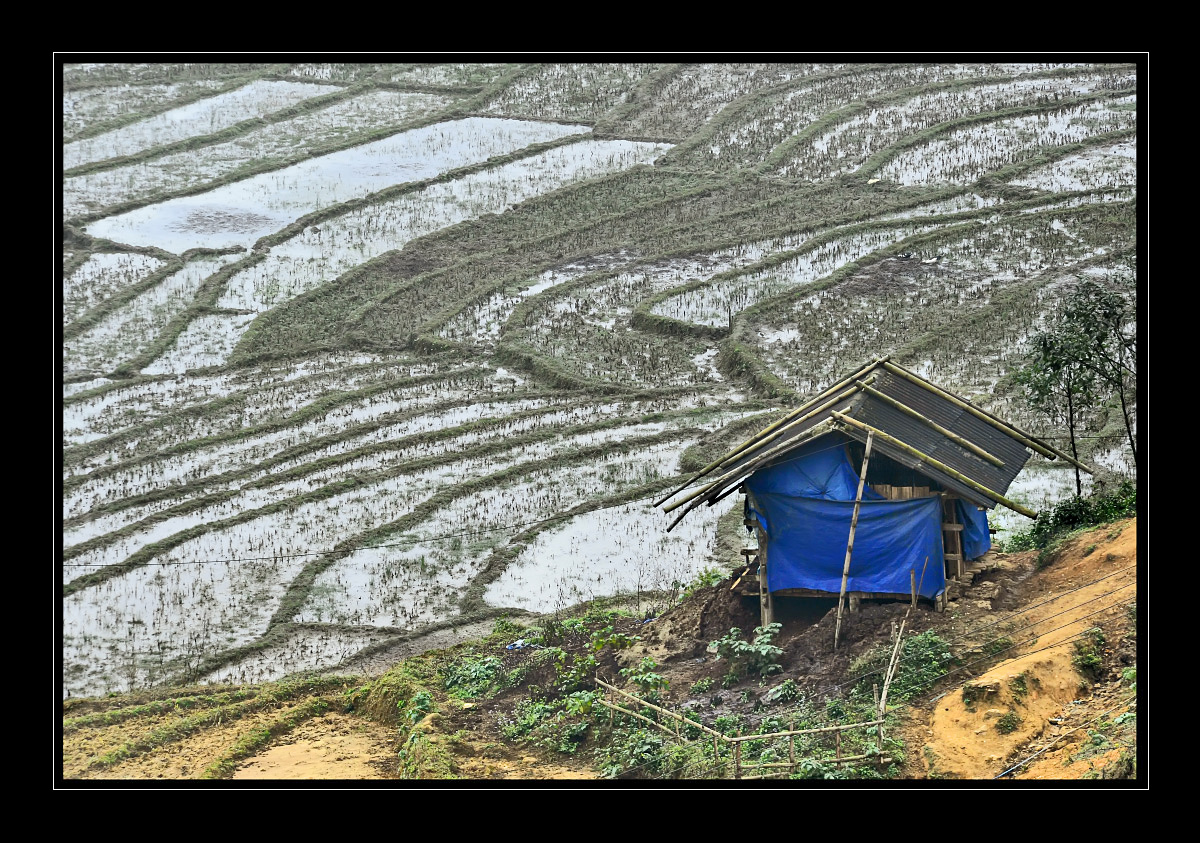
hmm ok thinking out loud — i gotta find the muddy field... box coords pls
[61,60,1138,712]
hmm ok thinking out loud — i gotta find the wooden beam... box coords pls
[855,380,1005,467]
[662,417,836,514]
[652,359,885,509]
[715,376,875,470]
[835,431,874,650]
[881,361,1090,467]
[831,411,1038,518]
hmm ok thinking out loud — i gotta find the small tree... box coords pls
[1015,319,1098,496]
[1058,274,1137,473]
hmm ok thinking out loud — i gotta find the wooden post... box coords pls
[735,739,742,780]
[911,569,916,609]
[874,683,884,746]
[835,431,874,649]
[750,497,773,629]
[835,729,842,763]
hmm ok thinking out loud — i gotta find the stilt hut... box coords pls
[655,357,1092,628]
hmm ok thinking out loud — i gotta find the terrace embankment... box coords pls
[61,517,1137,782]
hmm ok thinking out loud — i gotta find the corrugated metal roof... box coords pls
[657,357,1089,527]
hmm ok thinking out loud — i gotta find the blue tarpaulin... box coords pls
[956,499,992,562]
[743,437,948,599]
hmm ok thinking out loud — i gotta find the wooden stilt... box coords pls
[835,431,874,649]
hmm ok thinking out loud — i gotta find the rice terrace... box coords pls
[59,59,1140,781]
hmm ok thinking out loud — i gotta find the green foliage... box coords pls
[852,630,957,702]
[1072,627,1106,680]
[711,623,784,685]
[1009,672,1029,701]
[682,566,726,599]
[982,637,1014,657]
[995,711,1022,734]
[398,689,435,724]
[790,757,848,780]
[690,677,714,695]
[1004,480,1136,552]
[713,714,743,736]
[595,726,667,778]
[620,657,669,704]
[442,653,509,699]
[763,678,802,705]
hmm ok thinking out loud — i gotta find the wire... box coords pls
[939,565,1136,646]
[835,588,1132,701]
[993,691,1137,779]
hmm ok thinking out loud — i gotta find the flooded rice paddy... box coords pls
[61,60,1138,699]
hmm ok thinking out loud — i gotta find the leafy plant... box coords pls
[443,653,507,699]
[690,677,714,695]
[621,657,669,704]
[1072,626,1106,680]
[1004,480,1136,552]
[763,678,801,705]
[995,711,1022,734]
[398,689,435,724]
[711,623,783,685]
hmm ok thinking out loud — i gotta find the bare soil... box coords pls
[60,517,1138,783]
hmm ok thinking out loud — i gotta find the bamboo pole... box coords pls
[740,756,895,778]
[596,699,673,735]
[662,417,835,514]
[831,411,1038,518]
[650,360,883,509]
[725,720,885,741]
[880,361,1093,471]
[855,380,1005,467]
[835,431,874,649]
[595,678,725,739]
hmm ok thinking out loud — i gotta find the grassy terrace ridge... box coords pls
[186,473,690,685]
[62,400,741,562]
[62,245,244,344]
[853,88,1139,179]
[63,687,262,733]
[892,246,1138,368]
[231,168,733,362]
[255,424,708,642]
[660,63,919,169]
[61,64,533,229]
[755,67,1137,177]
[62,81,363,178]
[60,66,283,143]
[62,418,710,597]
[630,181,1135,346]
[62,385,595,527]
[71,674,348,773]
[325,173,957,358]
[61,361,479,474]
[720,197,1136,401]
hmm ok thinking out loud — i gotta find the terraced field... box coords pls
[60,60,1138,702]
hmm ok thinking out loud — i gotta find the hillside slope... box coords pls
[60,515,1138,784]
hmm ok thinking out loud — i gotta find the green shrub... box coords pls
[995,711,1022,734]
[443,653,507,699]
[620,657,669,704]
[711,623,783,685]
[1004,480,1136,552]
[1072,627,1106,680]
